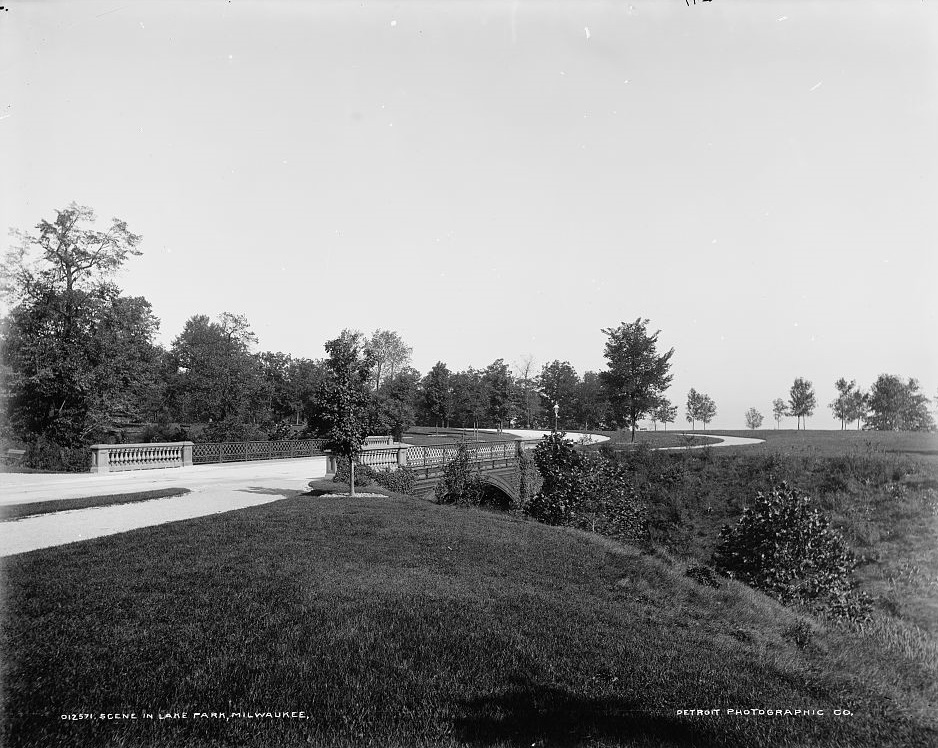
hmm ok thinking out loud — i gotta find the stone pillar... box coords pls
[396,446,408,468]
[181,441,194,467]
[90,445,111,474]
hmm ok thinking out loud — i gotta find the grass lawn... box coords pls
[2,489,936,747]
[1,488,191,522]
[597,431,722,449]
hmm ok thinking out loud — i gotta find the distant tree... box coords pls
[745,407,764,430]
[845,388,869,431]
[513,354,540,429]
[573,371,607,430]
[829,378,856,430]
[368,329,412,391]
[698,394,717,430]
[538,360,579,429]
[450,368,486,430]
[600,318,674,442]
[654,399,678,431]
[421,361,452,428]
[772,398,788,429]
[788,378,816,430]
[166,312,260,425]
[316,329,376,496]
[685,388,703,431]
[373,367,420,441]
[866,375,934,431]
[483,358,514,431]
[255,351,295,424]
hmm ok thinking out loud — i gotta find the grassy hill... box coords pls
[3,487,936,747]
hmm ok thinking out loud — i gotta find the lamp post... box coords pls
[553,402,559,432]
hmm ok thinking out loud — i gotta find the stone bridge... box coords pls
[356,439,533,504]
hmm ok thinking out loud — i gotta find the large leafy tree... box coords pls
[600,318,674,442]
[316,329,376,495]
[573,371,607,430]
[373,367,420,440]
[368,329,412,391]
[483,358,514,432]
[165,313,260,425]
[538,360,579,429]
[788,377,816,430]
[421,361,452,427]
[866,375,934,431]
[449,368,486,429]
[1,205,157,446]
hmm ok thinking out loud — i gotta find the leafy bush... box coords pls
[332,457,376,488]
[526,433,647,539]
[713,482,869,620]
[23,436,89,472]
[373,466,417,495]
[685,564,720,589]
[434,442,484,505]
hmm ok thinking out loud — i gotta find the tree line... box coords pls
[1,206,933,466]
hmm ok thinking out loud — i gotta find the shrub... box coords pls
[713,482,868,619]
[526,433,647,539]
[434,442,484,506]
[23,436,88,473]
[373,466,417,495]
[332,457,376,488]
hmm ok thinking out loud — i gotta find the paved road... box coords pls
[655,433,765,450]
[0,459,324,557]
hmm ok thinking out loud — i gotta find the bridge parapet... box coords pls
[90,442,194,474]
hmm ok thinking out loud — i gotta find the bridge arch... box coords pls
[480,473,518,508]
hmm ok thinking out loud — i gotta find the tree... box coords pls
[1,205,155,448]
[450,368,486,429]
[829,378,856,430]
[685,388,703,431]
[788,378,816,430]
[538,360,579,429]
[698,394,717,430]
[165,313,260,425]
[368,329,412,391]
[772,398,788,429]
[600,318,674,442]
[573,371,607,430]
[421,361,452,428]
[846,388,869,431]
[316,329,376,497]
[373,367,420,440]
[513,354,540,429]
[2,203,142,332]
[288,357,327,427]
[744,407,764,430]
[483,358,514,431]
[653,398,678,431]
[866,375,934,431]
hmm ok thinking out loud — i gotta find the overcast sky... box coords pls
[2,1,936,429]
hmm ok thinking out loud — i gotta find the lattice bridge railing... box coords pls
[192,439,327,465]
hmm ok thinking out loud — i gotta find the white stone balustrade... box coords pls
[90,442,194,474]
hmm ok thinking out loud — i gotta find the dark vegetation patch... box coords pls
[1,488,191,522]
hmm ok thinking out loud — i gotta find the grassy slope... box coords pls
[1,488,191,521]
[2,492,935,748]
